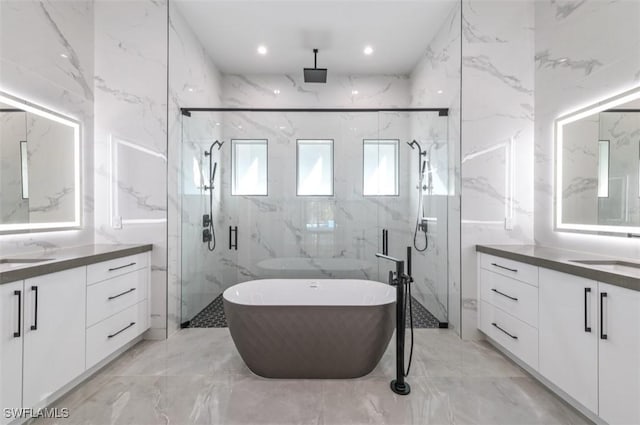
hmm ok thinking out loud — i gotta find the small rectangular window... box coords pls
[598,140,609,198]
[297,139,333,196]
[363,139,399,196]
[231,139,267,196]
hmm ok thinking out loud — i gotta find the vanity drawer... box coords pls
[480,269,538,328]
[87,252,148,285]
[86,301,148,369]
[481,301,538,370]
[480,254,538,286]
[86,268,148,327]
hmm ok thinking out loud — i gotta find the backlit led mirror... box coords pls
[556,86,640,235]
[0,92,81,233]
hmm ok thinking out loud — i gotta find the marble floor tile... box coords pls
[32,329,590,425]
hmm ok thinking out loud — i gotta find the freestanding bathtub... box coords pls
[223,279,395,379]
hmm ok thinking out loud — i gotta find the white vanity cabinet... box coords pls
[0,248,151,423]
[22,267,86,409]
[598,282,640,425]
[478,250,640,425]
[0,281,23,425]
[539,268,598,414]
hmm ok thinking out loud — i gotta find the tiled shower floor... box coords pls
[188,294,443,329]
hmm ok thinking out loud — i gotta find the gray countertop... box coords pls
[476,244,640,292]
[0,244,153,284]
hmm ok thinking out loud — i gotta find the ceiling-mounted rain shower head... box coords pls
[304,49,327,83]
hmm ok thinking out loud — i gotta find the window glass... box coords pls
[231,139,267,195]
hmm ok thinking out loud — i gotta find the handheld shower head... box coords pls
[421,160,426,175]
[407,140,419,150]
[211,162,218,183]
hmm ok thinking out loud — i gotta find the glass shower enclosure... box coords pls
[179,108,451,328]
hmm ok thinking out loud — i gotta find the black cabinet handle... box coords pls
[491,288,518,301]
[108,322,136,339]
[600,292,608,340]
[108,262,137,272]
[13,290,21,338]
[491,322,518,339]
[30,286,38,331]
[584,288,592,333]
[108,288,136,300]
[491,263,518,273]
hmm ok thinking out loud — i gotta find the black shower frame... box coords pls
[181,107,449,116]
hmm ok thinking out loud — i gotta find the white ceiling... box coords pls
[174,1,457,75]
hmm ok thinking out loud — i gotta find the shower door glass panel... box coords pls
[180,109,450,325]
[180,111,232,325]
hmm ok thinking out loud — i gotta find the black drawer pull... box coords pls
[108,322,136,339]
[108,262,137,272]
[491,288,518,301]
[491,322,518,339]
[13,290,21,338]
[491,263,518,273]
[584,288,592,333]
[108,288,136,300]
[30,286,38,331]
[600,292,608,340]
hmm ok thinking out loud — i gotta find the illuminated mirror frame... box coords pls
[555,86,640,235]
[0,92,81,233]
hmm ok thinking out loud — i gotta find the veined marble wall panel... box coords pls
[0,0,94,255]
[461,0,535,340]
[534,0,640,261]
[222,74,410,109]
[93,0,168,339]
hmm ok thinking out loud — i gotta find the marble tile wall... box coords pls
[460,0,535,339]
[168,3,223,330]
[534,0,640,260]
[0,0,95,255]
[409,3,462,330]
[93,0,168,339]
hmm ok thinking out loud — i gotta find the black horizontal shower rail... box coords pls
[181,107,449,116]
[603,108,640,113]
[0,108,25,113]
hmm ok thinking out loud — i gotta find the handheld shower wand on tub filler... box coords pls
[375,246,415,396]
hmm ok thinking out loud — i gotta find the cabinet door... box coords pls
[598,282,640,425]
[22,268,86,408]
[539,268,598,413]
[0,281,23,425]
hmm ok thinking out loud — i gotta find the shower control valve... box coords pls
[203,214,211,228]
[202,229,212,243]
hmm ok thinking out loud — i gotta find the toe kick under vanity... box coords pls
[0,244,152,425]
[476,245,640,425]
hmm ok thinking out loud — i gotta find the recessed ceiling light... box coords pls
[351,90,359,95]
[279,126,286,130]
[558,57,568,63]
[363,46,374,55]
[257,45,268,55]
[238,125,243,129]
[273,89,280,95]
[187,87,194,92]
[437,90,443,94]
[60,53,69,59]
[215,122,221,126]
